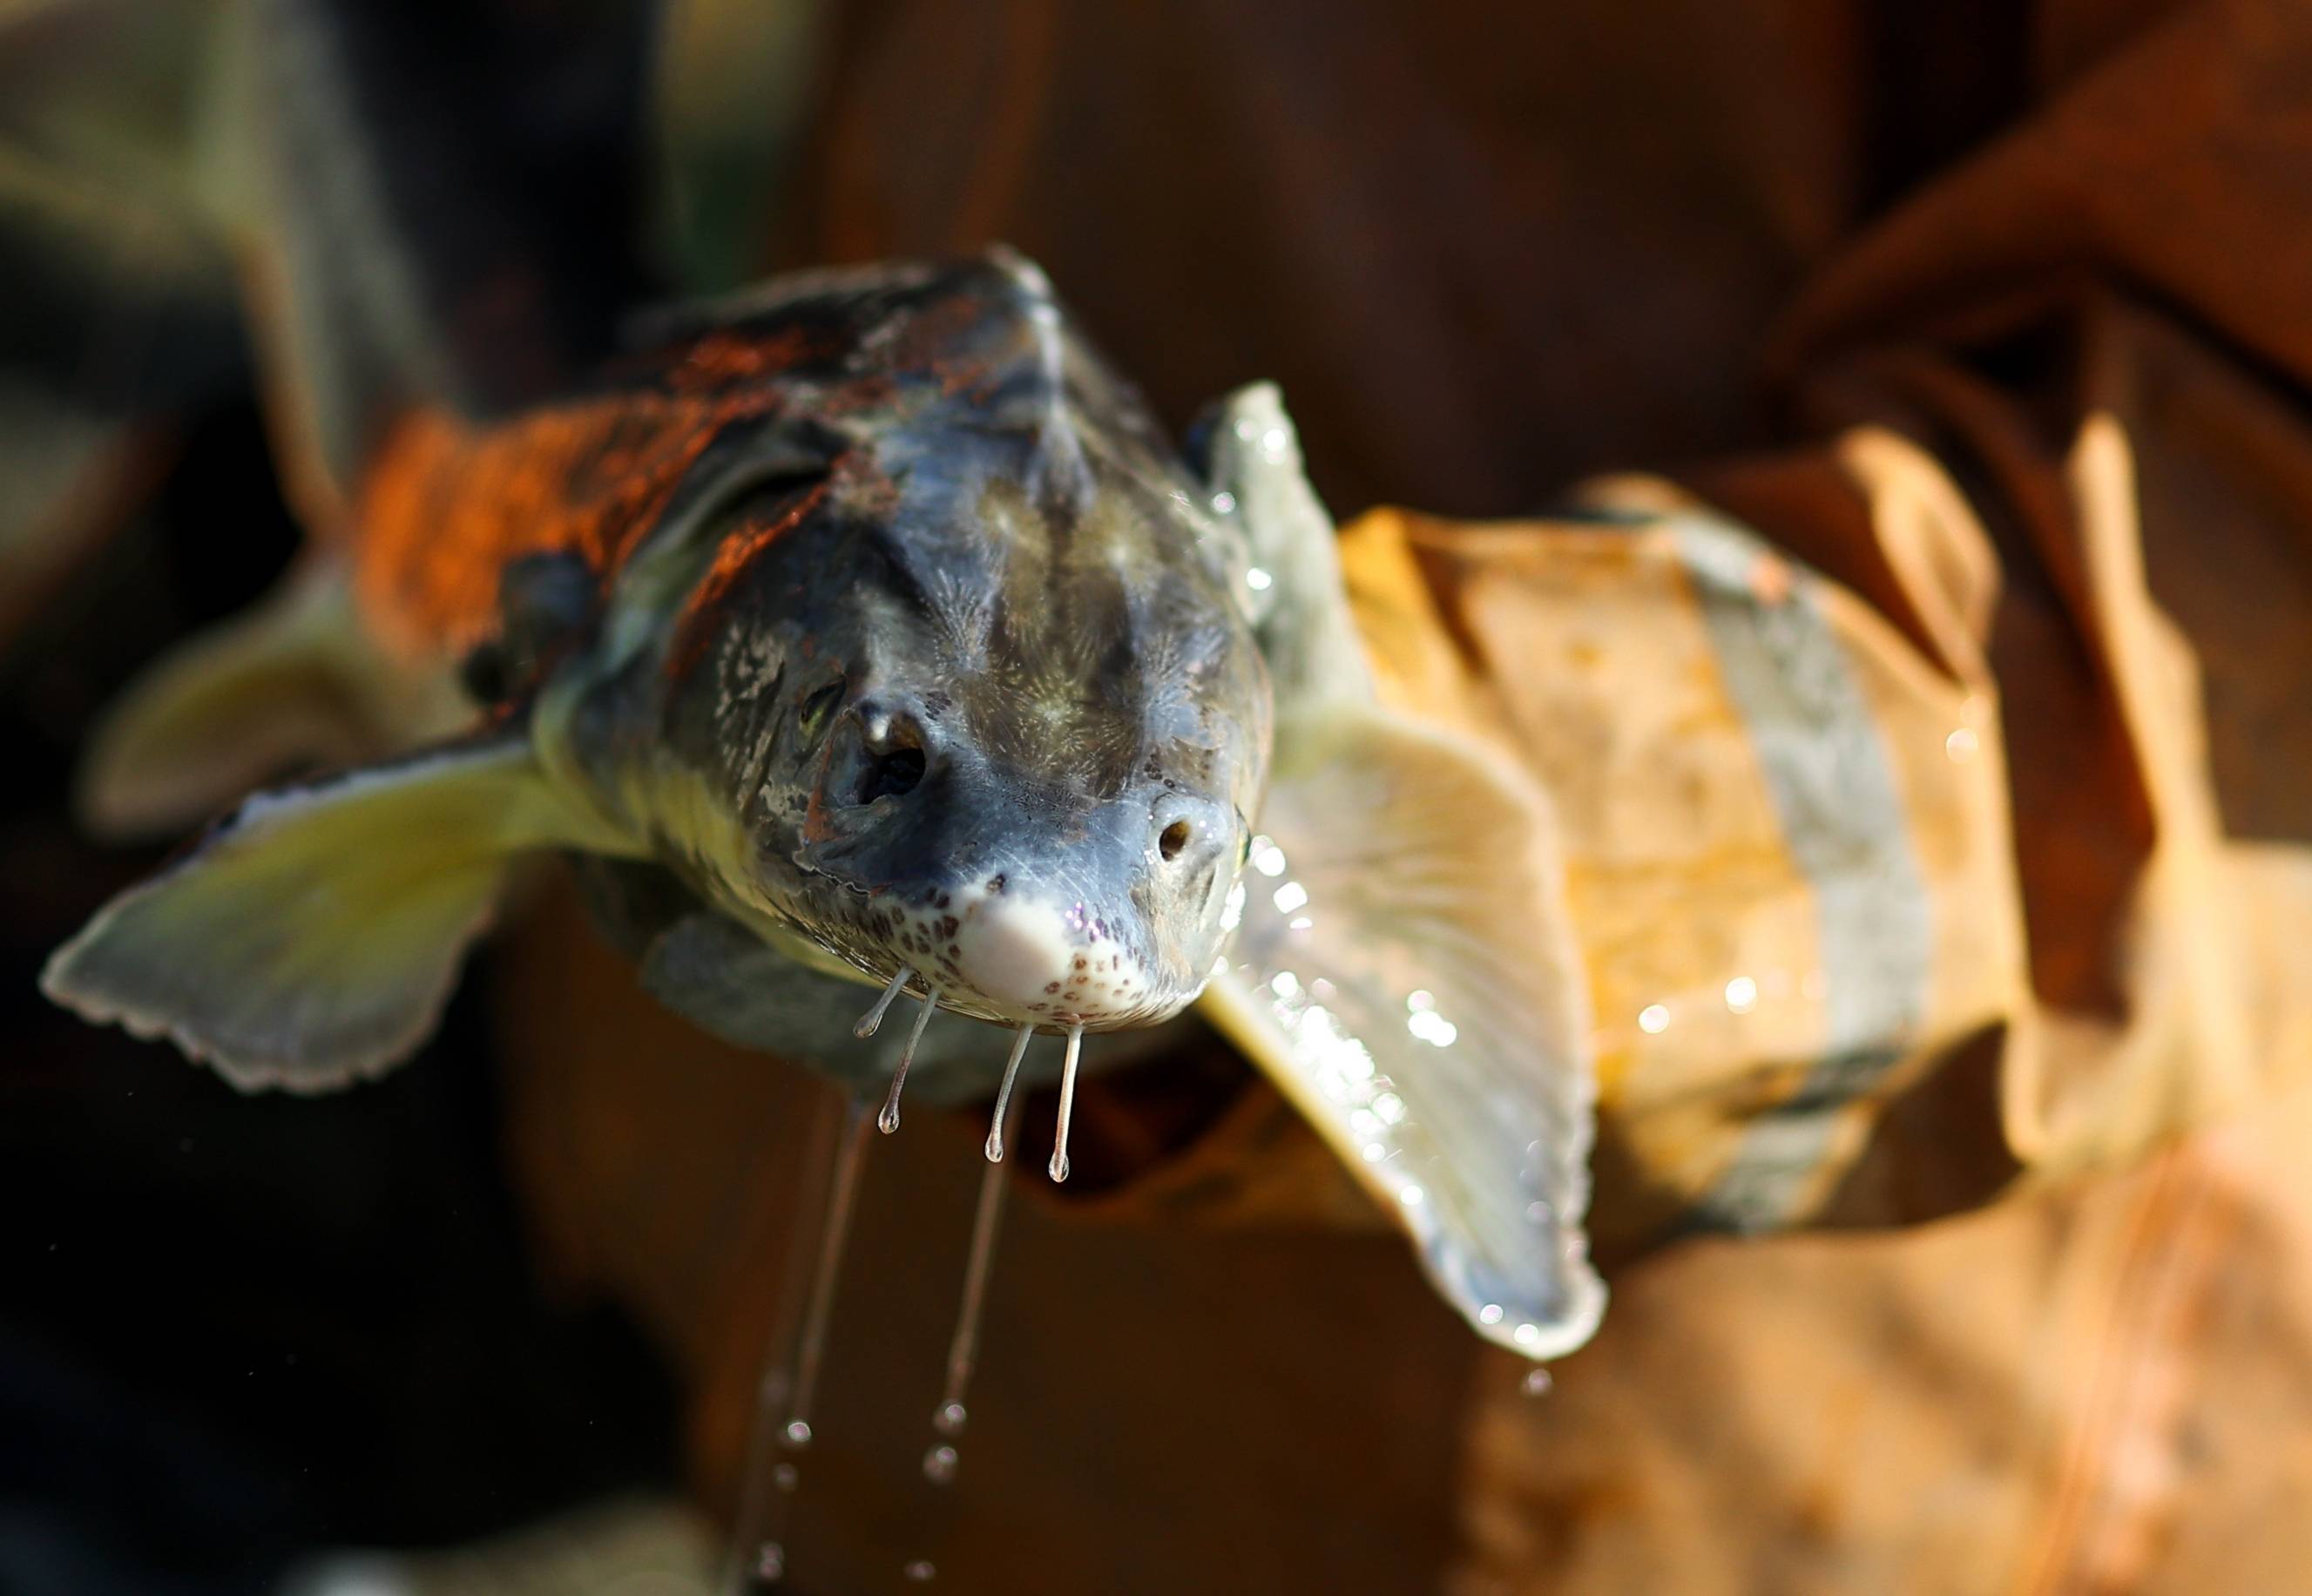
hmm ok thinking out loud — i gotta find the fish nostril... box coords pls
[1152,793,1220,869]
[852,706,929,804]
[860,745,925,802]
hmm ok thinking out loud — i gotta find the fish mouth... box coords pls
[812,869,1199,1185]
[798,859,1186,1032]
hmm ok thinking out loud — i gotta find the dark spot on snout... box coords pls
[1159,819,1192,862]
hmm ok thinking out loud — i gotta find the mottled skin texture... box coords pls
[43,248,1606,1356]
[380,255,1272,1041]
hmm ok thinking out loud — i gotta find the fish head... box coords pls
[663,282,1272,1033]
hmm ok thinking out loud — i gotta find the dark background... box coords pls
[1,398,681,1593]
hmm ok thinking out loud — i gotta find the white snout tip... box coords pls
[951,894,1075,1010]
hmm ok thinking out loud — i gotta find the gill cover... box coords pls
[1192,386,1606,1360]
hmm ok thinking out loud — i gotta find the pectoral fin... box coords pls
[1196,382,1372,706]
[1198,703,1606,1359]
[43,730,635,1092]
[77,561,463,840]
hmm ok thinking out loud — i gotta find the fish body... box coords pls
[43,0,1608,1362]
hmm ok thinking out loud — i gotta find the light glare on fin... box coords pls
[1196,703,1606,1361]
[1200,382,1369,706]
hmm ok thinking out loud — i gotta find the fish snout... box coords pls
[942,882,1164,1028]
[951,892,1079,1010]
[927,793,1241,1026]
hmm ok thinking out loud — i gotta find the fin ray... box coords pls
[44,729,632,1092]
[1200,703,1606,1357]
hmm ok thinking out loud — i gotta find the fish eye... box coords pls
[799,677,847,741]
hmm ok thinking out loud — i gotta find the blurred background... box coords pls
[1,6,693,1588]
[11,1,2312,1593]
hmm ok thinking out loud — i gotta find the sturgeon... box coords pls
[39,0,1604,1371]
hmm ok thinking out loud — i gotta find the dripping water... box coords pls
[924,1081,1023,1490]
[720,1094,875,1592]
[1047,1025,1085,1182]
[878,986,940,1133]
[895,1061,1030,1584]
[855,966,913,1038]
[984,1025,1032,1162]
[781,1104,875,1449]
[720,1089,849,1593]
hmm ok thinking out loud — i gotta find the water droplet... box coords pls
[1638,1003,1671,1035]
[878,987,940,1134]
[985,1026,1031,1161]
[855,967,913,1038]
[1048,1025,1084,1183]
[772,1462,799,1492]
[767,1101,873,1532]
[1512,1322,1543,1349]
[1408,1011,1458,1046]
[1945,726,1980,762]
[1212,490,1237,514]
[930,1140,1011,1498]
[1522,1369,1554,1398]
[905,1560,937,1583]
[1724,975,1758,1014]
[1478,1303,1504,1325]
[756,1542,786,1581]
